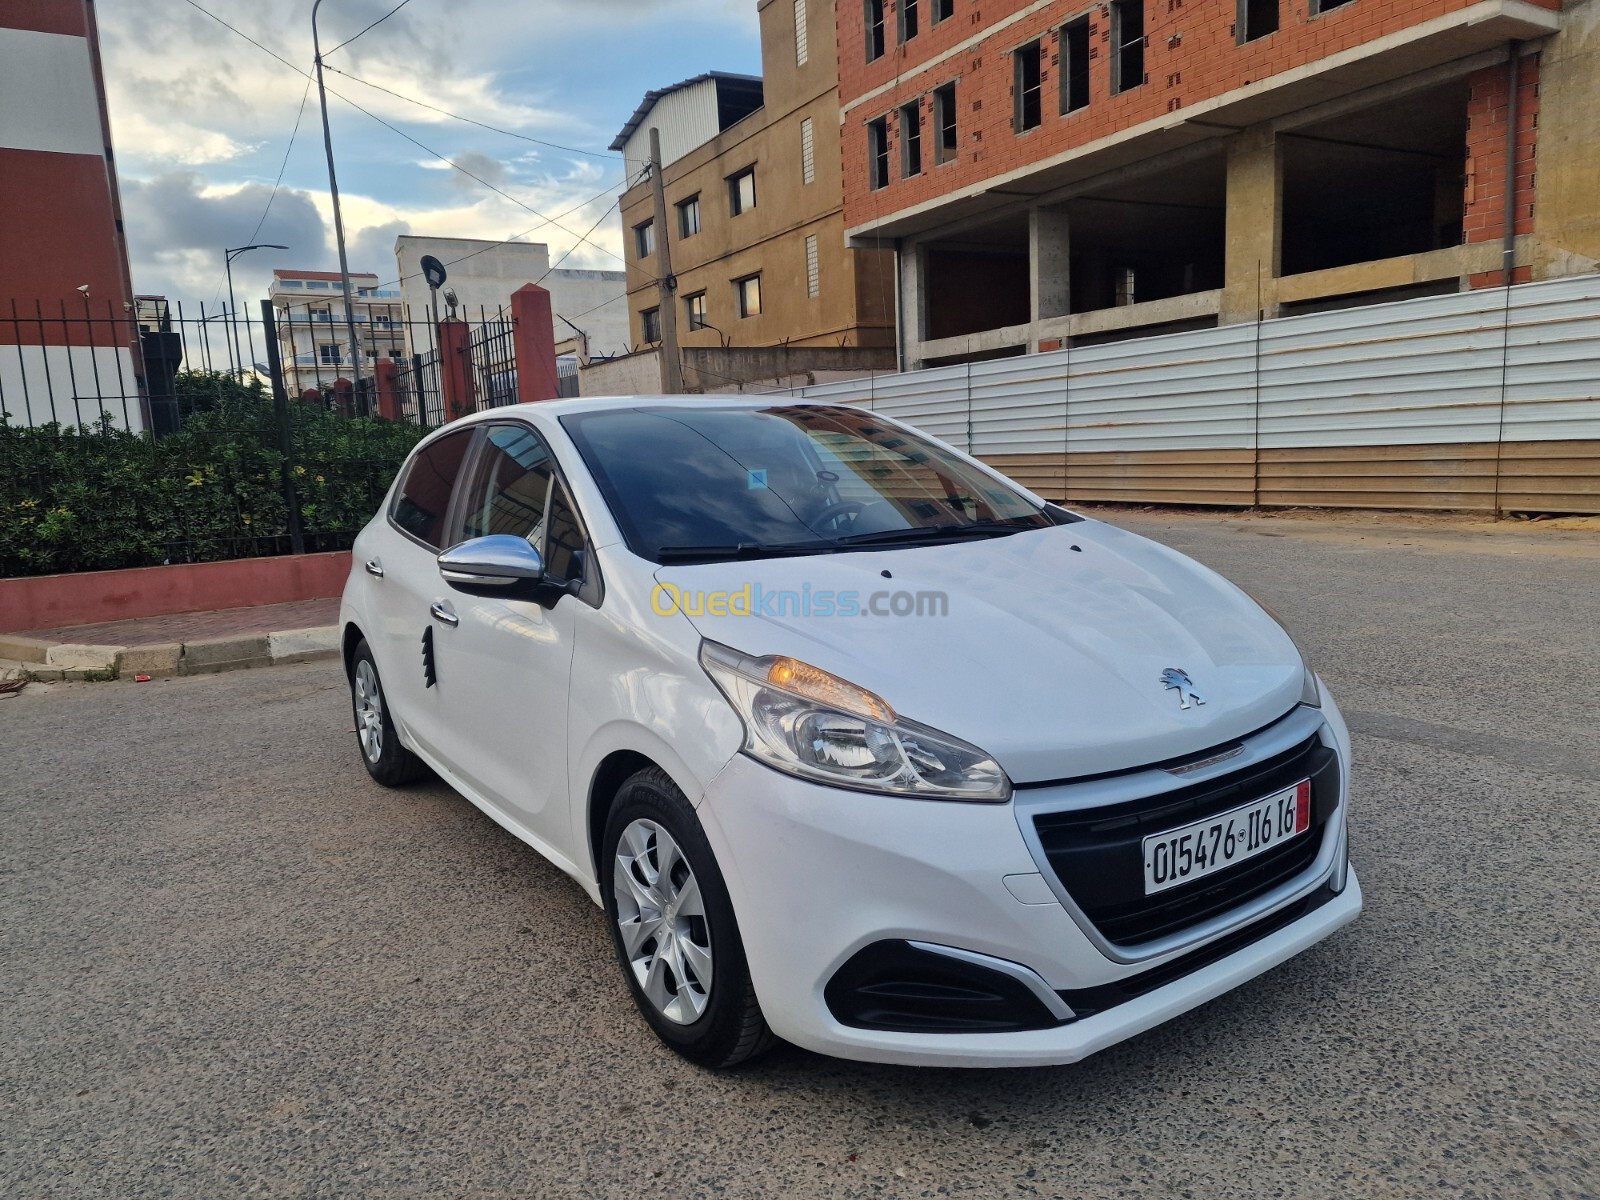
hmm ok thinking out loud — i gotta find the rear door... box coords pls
[363,426,477,760]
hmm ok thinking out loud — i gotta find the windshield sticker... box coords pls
[746,468,769,490]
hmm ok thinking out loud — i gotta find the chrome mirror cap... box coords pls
[437,535,545,588]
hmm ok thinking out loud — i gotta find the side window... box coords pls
[391,430,474,548]
[456,424,588,582]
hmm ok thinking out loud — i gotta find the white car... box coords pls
[340,397,1360,1069]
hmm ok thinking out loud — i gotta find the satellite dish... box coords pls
[420,254,447,290]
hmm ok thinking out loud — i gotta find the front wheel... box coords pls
[349,639,425,787]
[602,767,774,1068]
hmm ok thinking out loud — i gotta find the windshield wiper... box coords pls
[656,541,836,563]
[831,519,1041,548]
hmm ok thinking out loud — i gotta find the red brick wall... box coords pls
[838,0,1558,232]
[1463,53,1539,287]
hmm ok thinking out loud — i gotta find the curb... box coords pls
[0,625,341,682]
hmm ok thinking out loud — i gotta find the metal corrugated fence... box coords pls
[792,275,1600,514]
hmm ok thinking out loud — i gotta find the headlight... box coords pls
[699,640,1011,802]
[1245,591,1321,709]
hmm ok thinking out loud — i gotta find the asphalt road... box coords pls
[3,511,1597,1199]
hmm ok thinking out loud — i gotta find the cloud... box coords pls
[348,220,413,275]
[120,172,328,304]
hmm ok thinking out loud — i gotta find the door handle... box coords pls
[429,601,459,627]
[364,558,385,578]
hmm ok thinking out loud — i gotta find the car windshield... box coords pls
[559,404,1050,563]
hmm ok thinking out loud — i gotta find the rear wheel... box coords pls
[350,639,424,787]
[602,767,774,1068]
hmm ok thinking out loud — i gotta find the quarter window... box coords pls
[729,166,757,215]
[736,274,762,318]
[391,429,474,549]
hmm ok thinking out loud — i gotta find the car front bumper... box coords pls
[695,706,1360,1068]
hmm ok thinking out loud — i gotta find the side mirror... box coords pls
[438,535,544,597]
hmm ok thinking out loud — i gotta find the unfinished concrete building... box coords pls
[837,0,1597,369]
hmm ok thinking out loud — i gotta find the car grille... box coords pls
[1032,732,1339,947]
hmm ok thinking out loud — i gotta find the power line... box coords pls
[180,0,631,271]
[322,0,413,57]
[323,64,615,160]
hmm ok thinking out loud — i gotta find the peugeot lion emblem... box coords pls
[1160,667,1205,710]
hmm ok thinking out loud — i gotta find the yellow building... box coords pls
[611,0,894,379]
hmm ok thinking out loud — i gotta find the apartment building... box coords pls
[838,0,1596,367]
[612,0,896,381]
[268,270,406,396]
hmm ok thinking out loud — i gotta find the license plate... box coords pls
[1143,781,1311,895]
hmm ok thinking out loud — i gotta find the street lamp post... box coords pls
[224,243,289,379]
[311,0,364,410]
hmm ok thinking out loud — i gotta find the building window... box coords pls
[281,279,303,288]
[801,117,816,184]
[1239,0,1279,39]
[1060,18,1090,113]
[868,116,890,190]
[932,0,953,22]
[795,0,809,64]
[1111,0,1145,94]
[933,82,958,165]
[684,292,707,331]
[677,195,701,238]
[735,274,762,318]
[900,100,923,176]
[1114,267,1137,307]
[641,307,662,343]
[865,0,885,61]
[899,0,918,42]
[634,220,655,258]
[319,344,341,364]
[805,235,820,298]
[729,166,757,215]
[1014,40,1043,132]
[1310,0,1355,12]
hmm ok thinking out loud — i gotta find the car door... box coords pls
[426,421,591,851]
[364,426,477,762]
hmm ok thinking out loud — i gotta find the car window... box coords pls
[559,404,1047,560]
[456,423,586,582]
[390,430,474,548]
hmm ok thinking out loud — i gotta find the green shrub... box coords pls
[0,372,426,578]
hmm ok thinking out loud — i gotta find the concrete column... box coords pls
[438,318,475,422]
[511,283,559,404]
[898,241,928,369]
[1221,126,1283,325]
[1030,206,1072,324]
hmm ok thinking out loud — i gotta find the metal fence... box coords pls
[790,275,1600,514]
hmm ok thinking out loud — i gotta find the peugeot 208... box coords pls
[340,397,1360,1068]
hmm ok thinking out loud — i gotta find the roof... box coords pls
[609,71,764,152]
[272,269,380,281]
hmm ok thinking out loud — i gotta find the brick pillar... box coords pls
[438,318,475,422]
[374,358,402,421]
[511,283,559,404]
[1463,53,1540,288]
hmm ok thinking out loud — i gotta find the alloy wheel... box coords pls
[354,659,384,763]
[613,819,713,1024]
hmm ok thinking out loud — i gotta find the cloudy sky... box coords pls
[98,0,760,312]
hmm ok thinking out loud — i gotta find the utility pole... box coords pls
[648,128,684,394]
[312,0,364,406]
[225,243,288,379]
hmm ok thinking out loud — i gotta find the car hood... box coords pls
[654,519,1307,783]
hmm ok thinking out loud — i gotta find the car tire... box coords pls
[349,638,425,787]
[602,766,775,1069]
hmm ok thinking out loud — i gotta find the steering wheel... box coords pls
[809,499,865,534]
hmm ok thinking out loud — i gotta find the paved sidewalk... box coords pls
[0,598,341,682]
